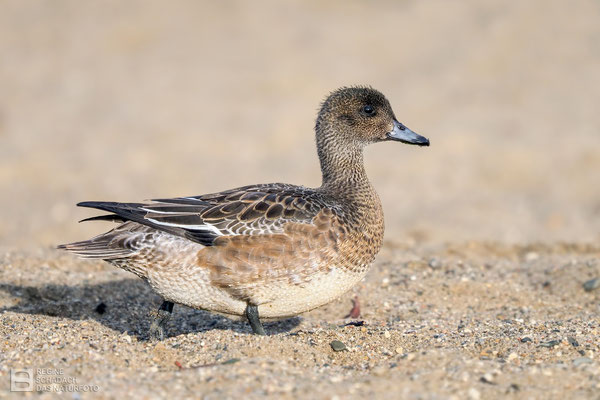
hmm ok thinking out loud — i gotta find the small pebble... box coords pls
[468,387,481,400]
[583,278,600,292]
[330,340,347,352]
[567,337,579,347]
[384,331,391,339]
[428,258,441,269]
[94,302,107,314]
[480,373,495,384]
[344,321,365,327]
[539,340,560,348]
[525,252,539,261]
[520,337,532,343]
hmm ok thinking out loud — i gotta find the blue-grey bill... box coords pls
[387,120,429,146]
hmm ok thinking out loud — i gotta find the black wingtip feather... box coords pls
[79,214,128,223]
[75,201,149,228]
[77,201,133,210]
[73,200,219,246]
[77,201,107,208]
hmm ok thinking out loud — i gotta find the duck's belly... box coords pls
[256,267,366,318]
[145,264,367,319]
[145,262,248,317]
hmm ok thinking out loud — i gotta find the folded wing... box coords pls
[75,183,330,246]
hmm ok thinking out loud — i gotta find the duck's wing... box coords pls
[76,184,330,246]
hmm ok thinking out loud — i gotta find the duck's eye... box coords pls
[362,105,375,116]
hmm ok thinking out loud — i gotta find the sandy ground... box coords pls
[1,243,599,399]
[1,0,599,399]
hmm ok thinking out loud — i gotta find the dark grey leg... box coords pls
[149,300,174,340]
[245,304,266,335]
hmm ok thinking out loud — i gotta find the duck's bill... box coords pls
[387,120,429,146]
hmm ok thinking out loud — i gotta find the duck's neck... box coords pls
[316,127,384,239]
[316,128,373,198]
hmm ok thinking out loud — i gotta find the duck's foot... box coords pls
[149,300,174,341]
[245,304,266,335]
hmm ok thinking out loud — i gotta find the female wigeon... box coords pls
[59,86,429,338]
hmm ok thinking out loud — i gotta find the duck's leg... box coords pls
[149,300,174,340]
[245,304,266,335]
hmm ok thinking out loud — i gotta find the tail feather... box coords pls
[57,238,132,260]
[58,220,149,260]
[76,201,191,241]
[59,201,154,259]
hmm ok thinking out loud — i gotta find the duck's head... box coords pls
[316,86,429,147]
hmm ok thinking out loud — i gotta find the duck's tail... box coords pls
[57,219,142,260]
[57,235,132,260]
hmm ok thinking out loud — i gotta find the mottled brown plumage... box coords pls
[59,86,429,335]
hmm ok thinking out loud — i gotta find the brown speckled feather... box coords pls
[199,208,348,304]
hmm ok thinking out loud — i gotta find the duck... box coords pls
[59,86,429,338]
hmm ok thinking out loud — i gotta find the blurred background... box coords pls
[1,0,599,250]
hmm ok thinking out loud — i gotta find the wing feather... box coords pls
[76,184,334,246]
